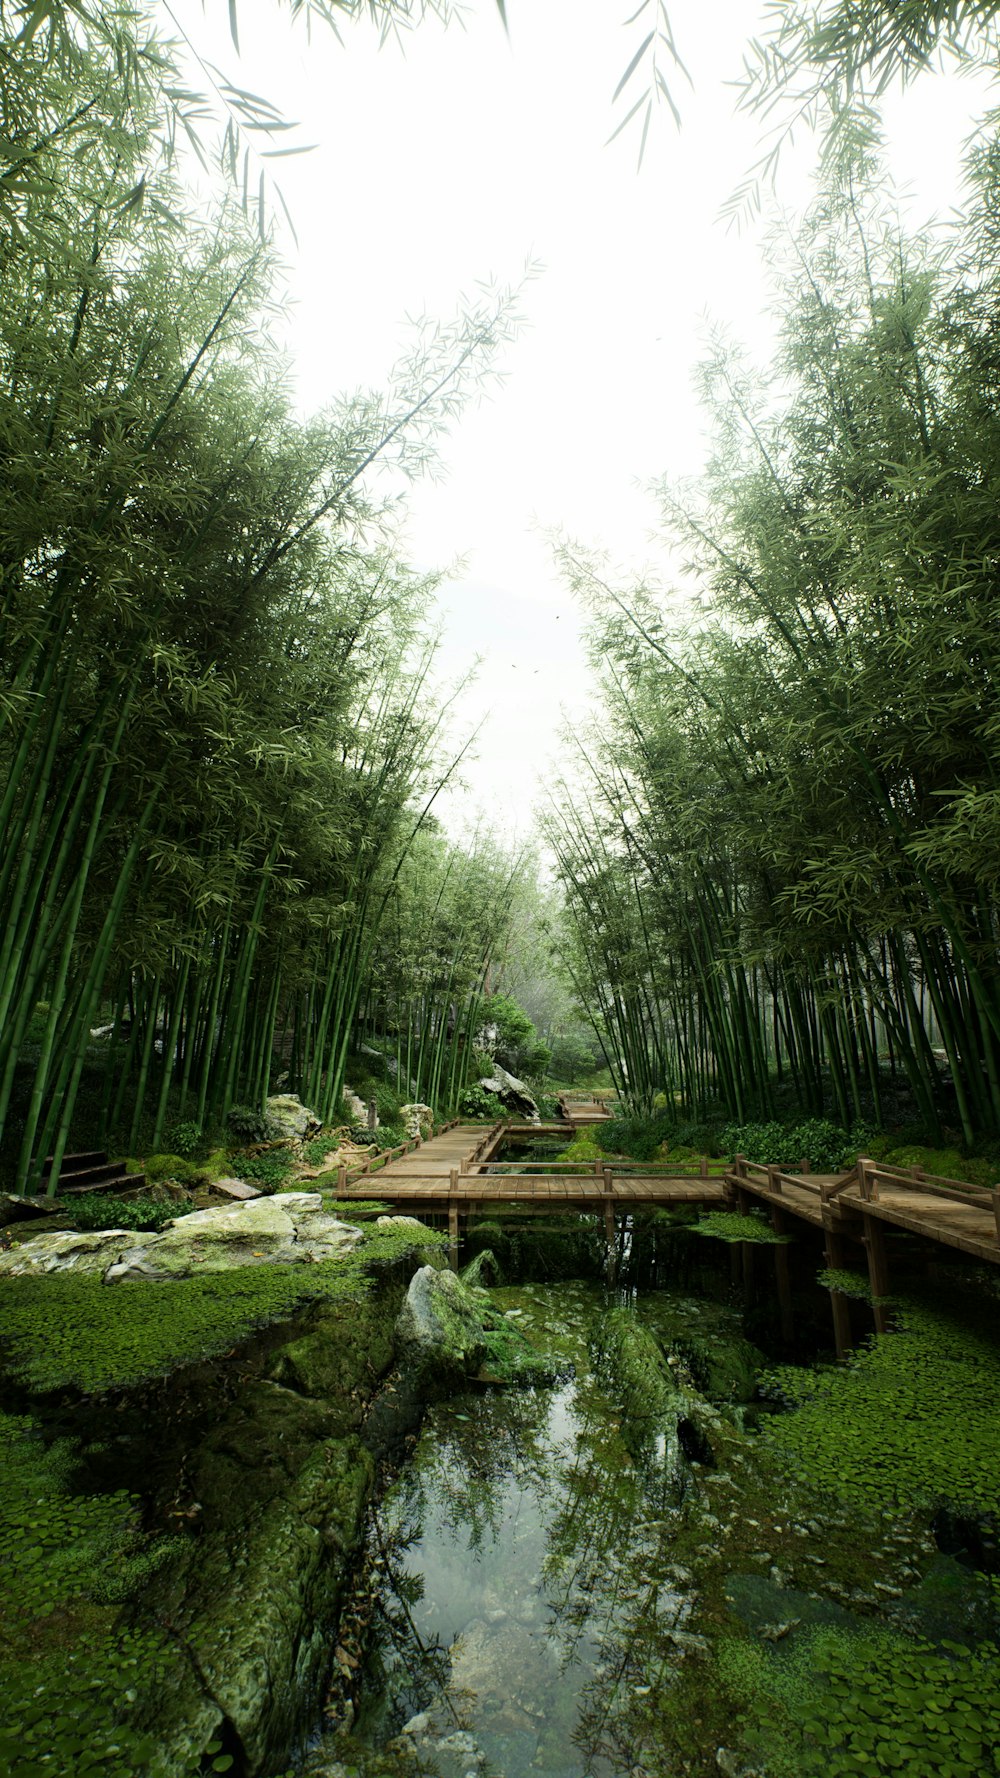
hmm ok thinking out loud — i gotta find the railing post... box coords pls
[594,1157,602,1176]
[602,1166,612,1197]
[734,1152,746,1181]
[799,1156,810,1175]
[858,1157,875,1202]
[449,1167,458,1192]
[337,1165,347,1198]
[700,1154,709,1179]
[766,1164,782,1196]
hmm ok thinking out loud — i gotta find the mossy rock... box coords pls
[143,1153,203,1185]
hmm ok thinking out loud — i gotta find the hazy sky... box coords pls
[166,0,991,838]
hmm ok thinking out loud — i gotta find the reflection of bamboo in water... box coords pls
[372,1509,465,1733]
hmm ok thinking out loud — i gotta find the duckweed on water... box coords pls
[762,1298,1000,1516]
[719,1623,1000,1778]
[0,1224,445,1393]
[692,1210,790,1243]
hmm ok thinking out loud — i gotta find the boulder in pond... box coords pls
[394,1265,490,1382]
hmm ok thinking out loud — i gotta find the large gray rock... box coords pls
[106,1193,362,1282]
[0,1228,131,1277]
[394,1265,489,1381]
[0,1194,363,1284]
[478,1063,539,1121]
[265,1093,322,1140]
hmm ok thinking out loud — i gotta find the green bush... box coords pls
[343,1121,407,1153]
[458,1085,505,1120]
[596,1111,677,1161]
[225,1103,278,1143]
[165,1120,203,1156]
[720,1118,876,1172]
[51,1194,177,1233]
[235,1149,295,1189]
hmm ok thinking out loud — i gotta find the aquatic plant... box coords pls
[692,1210,790,1244]
[719,1622,1000,1778]
[761,1298,1000,1516]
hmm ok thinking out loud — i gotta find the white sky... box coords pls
[165,0,994,840]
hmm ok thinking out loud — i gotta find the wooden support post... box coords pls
[766,1165,782,1197]
[594,1157,602,1176]
[460,1156,468,1174]
[824,1230,853,1362]
[449,1167,458,1191]
[448,1201,460,1271]
[799,1156,810,1175]
[700,1154,709,1179]
[337,1165,347,1198]
[862,1213,891,1334]
[770,1206,794,1343]
[604,1200,616,1281]
[858,1157,876,1202]
[361,1154,370,1174]
[734,1153,747,1180]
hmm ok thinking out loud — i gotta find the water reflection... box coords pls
[309,1284,691,1778]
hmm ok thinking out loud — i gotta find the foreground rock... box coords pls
[478,1062,539,1121]
[0,1192,362,1282]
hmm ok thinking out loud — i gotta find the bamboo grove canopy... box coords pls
[551,151,1000,1142]
[0,4,527,1190]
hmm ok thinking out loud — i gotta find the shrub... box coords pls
[236,1149,295,1189]
[596,1111,677,1161]
[165,1120,203,1157]
[225,1103,278,1143]
[458,1085,505,1120]
[51,1194,177,1233]
[720,1118,876,1173]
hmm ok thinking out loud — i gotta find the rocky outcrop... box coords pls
[0,1193,362,1281]
[399,1102,433,1139]
[265,1093,322,1140]
[478,1063,539,1121]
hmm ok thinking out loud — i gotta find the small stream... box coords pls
[303,1279,744,1778]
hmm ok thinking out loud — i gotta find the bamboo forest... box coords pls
[3,5,1000,1778]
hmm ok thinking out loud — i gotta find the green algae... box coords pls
[0,1223,445,1394]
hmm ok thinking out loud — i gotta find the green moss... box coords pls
[718,1621,1000,1778]
[762,1296,1000,1516]
[143,1153,201,1184]
[884,1145,994,1189]
[0,1224,446,1395]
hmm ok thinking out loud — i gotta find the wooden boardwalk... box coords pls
[336,1123,1000,1324]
